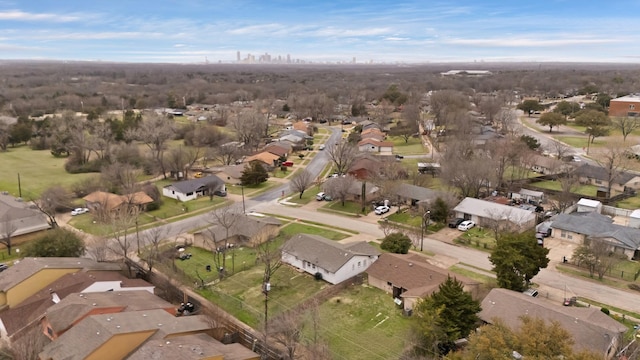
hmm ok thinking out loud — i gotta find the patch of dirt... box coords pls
[329,296,354,304]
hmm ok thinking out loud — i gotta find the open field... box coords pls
[389,136,426,155]
[0,146,95,198]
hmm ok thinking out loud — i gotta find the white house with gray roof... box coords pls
[452,197,536,232]
[281,234,380,284]
[162,175,225,202]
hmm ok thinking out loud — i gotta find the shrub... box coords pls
[600,307,610,315]
[380,232,412,254]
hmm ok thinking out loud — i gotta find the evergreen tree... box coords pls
[240,160,269,185]
[380,232,412,254]
[23,228,85,257]
[412,276,481,356]
[490,232,549,292]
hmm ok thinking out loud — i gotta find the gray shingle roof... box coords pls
[282,234,379,273]
[163,175,224,195]
[395,184,438,201]
[575,163,638,185]
[479,288,627,354]
[197,214,281,242]
[0,194,50,236]
[127,333,259,360]
[551,212,640,249]
[453,197,535,225]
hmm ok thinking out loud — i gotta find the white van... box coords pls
[316,192,325,201]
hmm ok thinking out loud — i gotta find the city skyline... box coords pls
[1,1,640,64]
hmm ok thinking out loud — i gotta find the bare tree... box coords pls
[548,141,572,160]
[441,139,496,198]
[100,162,141,195]
[612,116,640,142]
[572,237,623,279]
[231,109,267,151]
[326,141,358,175]
[127,114,175,178]
[86,236,110,262]
[141,225,171,272]
[0,214,17,255]
[304,299,332,360]
[323,175,356,206]
[31,185,74,228]
[108,208,137,277]
[495,108,518,136]
[553,171,580,213]
[204,207,242,278]
[289,170,315,199]
[270,309,305,360]
[165,145,202,180]
[429,90,469,127]
[256,232,283,350]
[213,142,243,166]
[8,326,50,360]
[595,145,629,199]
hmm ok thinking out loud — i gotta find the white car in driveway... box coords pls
[71,207,89,216]
[374,205,390,215]
[457,220,475,231]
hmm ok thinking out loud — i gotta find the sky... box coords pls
[1,0,640,64]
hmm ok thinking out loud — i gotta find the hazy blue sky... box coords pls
[1,0,639,63]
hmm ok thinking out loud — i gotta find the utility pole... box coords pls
[420,210,430,252]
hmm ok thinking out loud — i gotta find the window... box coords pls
[561,231,567,238]
[358,261,361,267]
[595,179,603,185]
[630,104,636,110]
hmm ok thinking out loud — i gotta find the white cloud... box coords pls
[445,36,622,47]
[0,9,81,22]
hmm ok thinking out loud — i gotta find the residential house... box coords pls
[281,234,380,284]
[609,94,640,117]
[83,191,153,214]
[0,271,152,342]
[244,151,281,169]
[360,128,386,141]
[393,184,438,207]
[574,163,640,196]
[0,193,50,238]
[322,178,379,202]
[193,214,282,248]
[162,175,225,202]
[366,253,479,311]
[292,120,311,134]
[347,156,382,180]
[0,258,121,311]
[357,138,394,154]
[629,209,640,228]
[41,290,173,341]
[550,212,640,259]
[212,164,245,185]
[39,309,259,360]
[452,197,537,232]
[264,142,292,158]
[528,154,569,174]
[479,288,627,359]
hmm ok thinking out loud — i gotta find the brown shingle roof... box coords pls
[366,253,476,298]
[357,138,394,147]
[83,191,153,211]
[245,151,280,166]
[127,333,260,360]
[45,290,173,335]
[480,288,627,354]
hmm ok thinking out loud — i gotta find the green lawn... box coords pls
[532,180,598,197]
[455,227,496,251]
[555,136,606,149]
[287,185,323,205]
[388,136,426,155]
[324,200,368,215]
[314,285,412,360]
[0,146,96,197]
[615,195,640,210]
[279,222,350,241]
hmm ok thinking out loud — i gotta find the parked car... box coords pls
[213,190,227,197]
[282,161,294,167]
[316,192,326,201]
[319,144,325,150]
[71,207,89,216]
[448,218,464,228]
[0,263,8,272]
[374,205,390,215]
[194,171,204,178]
[523,288,539,297]
[395,154,404,160]
[457,220,475,231]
